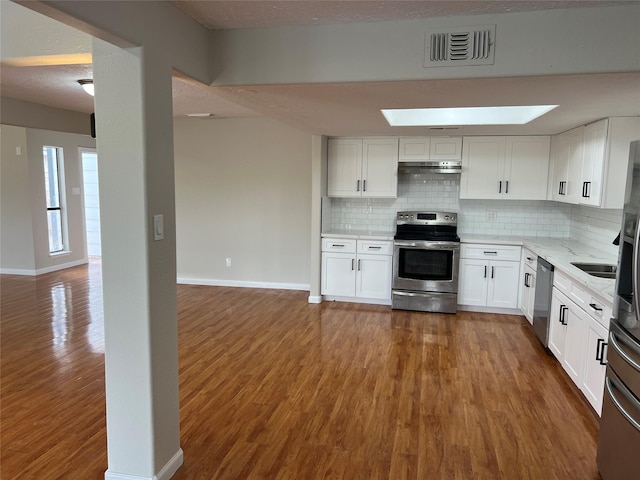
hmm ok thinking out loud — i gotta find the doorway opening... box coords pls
[81,149,101,257]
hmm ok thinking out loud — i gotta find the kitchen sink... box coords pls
[571,262,618,279]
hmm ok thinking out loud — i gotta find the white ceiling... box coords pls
[1,0,639,136]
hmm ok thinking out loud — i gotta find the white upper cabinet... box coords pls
[398,137,462,161]
[548,117,640,208]
[460,136,550,200]
[327,138,398,198]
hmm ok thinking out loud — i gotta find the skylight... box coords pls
[381,105,558,126]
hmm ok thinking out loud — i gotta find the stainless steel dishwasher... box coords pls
[532,257,554,347]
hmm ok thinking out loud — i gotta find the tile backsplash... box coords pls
[326,172,621,249]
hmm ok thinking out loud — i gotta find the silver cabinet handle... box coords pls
[634,211,640,320]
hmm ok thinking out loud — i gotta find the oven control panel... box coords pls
[396,211,457,226]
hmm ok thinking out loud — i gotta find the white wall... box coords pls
[0,124,95,274]
[0,125,36,273]
[174,117,312,288]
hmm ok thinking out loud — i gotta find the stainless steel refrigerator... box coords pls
[597,140,640,479]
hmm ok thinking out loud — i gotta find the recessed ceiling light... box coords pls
[77,79,94,96]
[186,113,214,118]
[381,105,558,126]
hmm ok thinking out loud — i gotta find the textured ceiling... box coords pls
[171,0,630,30]
[1,0,639,136]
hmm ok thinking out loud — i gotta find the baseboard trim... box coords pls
[457,305,523,316]
[308,295,322,304]
[177,277,310,292]
[0,267,36,275]
[1,258,88,276]
[104,448,183,480]
[322,295,392,306]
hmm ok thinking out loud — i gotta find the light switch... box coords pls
[16,146,22,156]
[153,214,164,241]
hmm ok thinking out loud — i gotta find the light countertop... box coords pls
[460,234,617,303]
[322,230,394,241]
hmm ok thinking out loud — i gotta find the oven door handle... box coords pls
[394,241,417,247]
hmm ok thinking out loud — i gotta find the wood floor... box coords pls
[1,261,601,479]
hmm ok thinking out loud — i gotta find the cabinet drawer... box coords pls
[461,244,522,261]
[322,238,357,253]
[553,269,589,311]
[586,296,613,328]
[522,248,538,270]
[357,240,393,255]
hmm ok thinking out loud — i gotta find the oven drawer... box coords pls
[358,240,393,255]
[460,244,522,261]
[322,238,357,253]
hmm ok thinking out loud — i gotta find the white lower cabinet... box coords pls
[321,237,392,302]
[581,317,609,414]
[548,270,612,415]
[458,244,521,309]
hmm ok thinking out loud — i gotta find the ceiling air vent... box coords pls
[424,25,495,67]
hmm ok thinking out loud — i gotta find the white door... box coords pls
[504,137,550,200]
[458,259,489,306]
[327,138,362,197]
[81,150,101,257]
[581,318,609,415]
[565,126,585,204]
[355,254,392,300]
[321,252,356,296]
[550,133,570,202]
[548,289,568,360]
[580,119,608,206]
[486,260,521,309]
[460,137,506,199]
[563,304,587,386]
[361,138,398,198]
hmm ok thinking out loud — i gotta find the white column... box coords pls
[92,38,182,480]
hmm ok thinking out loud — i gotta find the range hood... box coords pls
[398,160,462,174]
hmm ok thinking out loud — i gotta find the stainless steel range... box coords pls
[392,211,460,314]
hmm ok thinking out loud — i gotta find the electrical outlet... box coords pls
[486,211,497,222]
[226,258,232,267]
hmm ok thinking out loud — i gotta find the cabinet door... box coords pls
[486,260,521,309]
[504,136,550,200]
[563,304,588,386]
[460,137,506,199]
[327,138,363,197]
[321,252,356,296]
[399,137,430,161]
[565,126,585,204]
[580,119,607,207]
[549,133,570,201]
[581,317,609,415]
[549,289,568,360]
[355,254,392,300]
[458,259,489,306]
[362,138,398,198]
[521,266,535,324]
[430,137,462,160]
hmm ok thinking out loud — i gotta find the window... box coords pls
[43,146,66,253]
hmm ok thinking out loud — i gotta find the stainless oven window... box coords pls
[397,248,453,281]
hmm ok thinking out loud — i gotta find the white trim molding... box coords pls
[322,295,392,306]
[177,277,310,292]
[104,449,183,480]
[0,267,36,275]
[308,295,322,304]
[1,258,88,276]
